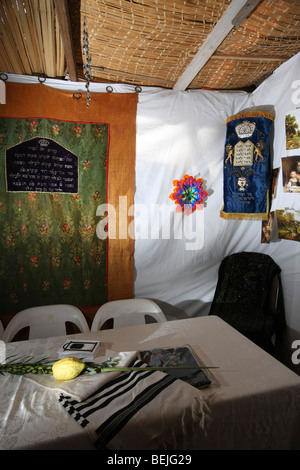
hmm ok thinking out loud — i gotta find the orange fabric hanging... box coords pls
[0,83,137,321]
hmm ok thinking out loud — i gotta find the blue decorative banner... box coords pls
[220,111,274,220]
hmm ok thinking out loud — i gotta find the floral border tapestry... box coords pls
[0,117,109,315]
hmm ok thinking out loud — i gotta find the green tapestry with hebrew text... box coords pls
[0,117,109,315]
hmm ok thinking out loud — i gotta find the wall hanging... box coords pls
[220,111,274,220]
[0,117,109,315]
[169,174,208,215]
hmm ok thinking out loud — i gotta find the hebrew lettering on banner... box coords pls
[6,137,79,194]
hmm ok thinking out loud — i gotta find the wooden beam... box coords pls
[54,0,77,81]
[231,0,262,26]
[212,54,288,62]
[173,0,262,90]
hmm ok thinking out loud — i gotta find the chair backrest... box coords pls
[0,320,4,339]
[91,299,167,331]
[2,305,90,342]
[208,251,286,354]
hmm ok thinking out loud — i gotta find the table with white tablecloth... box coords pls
[0,315,300,450]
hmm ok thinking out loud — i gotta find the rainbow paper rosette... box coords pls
[169,174,208,215]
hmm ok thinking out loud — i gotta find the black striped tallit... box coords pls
[58,360,176,449]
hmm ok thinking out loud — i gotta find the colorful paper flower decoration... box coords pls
[169,174,208,215]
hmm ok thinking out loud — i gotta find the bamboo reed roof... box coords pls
[0,0,300,91]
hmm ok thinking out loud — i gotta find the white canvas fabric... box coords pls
[133,54,300,341]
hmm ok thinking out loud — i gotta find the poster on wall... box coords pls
[271,168,279,199]
[260,169,279,243]
[285,111,300,150]
[276,209,300,242]
[0,117,109,315]
[261,212,274,244]
[281,156,300,193]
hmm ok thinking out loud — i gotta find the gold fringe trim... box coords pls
[220,210,269,221]
[226,111,274,124]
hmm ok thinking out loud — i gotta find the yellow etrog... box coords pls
[52,357,85,380]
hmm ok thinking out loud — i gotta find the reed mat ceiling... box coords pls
[0,0,299,91]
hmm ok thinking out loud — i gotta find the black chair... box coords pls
[209,252,286,355]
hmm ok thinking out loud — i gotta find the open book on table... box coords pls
[138,345,212,389]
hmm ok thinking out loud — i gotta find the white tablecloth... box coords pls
[1,316,300,450]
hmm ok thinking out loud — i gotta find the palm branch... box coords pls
[0,355,218,377]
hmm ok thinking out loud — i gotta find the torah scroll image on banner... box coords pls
[220,111,274,220]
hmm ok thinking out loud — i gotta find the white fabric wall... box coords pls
[252,53,300,331]
[134,54,300,347]
[134,87,248,316]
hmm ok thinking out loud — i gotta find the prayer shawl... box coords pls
[59,359,212,450]
[220,111,274,220]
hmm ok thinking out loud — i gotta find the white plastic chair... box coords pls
[2,304,90,342]
[91,299,167,331]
